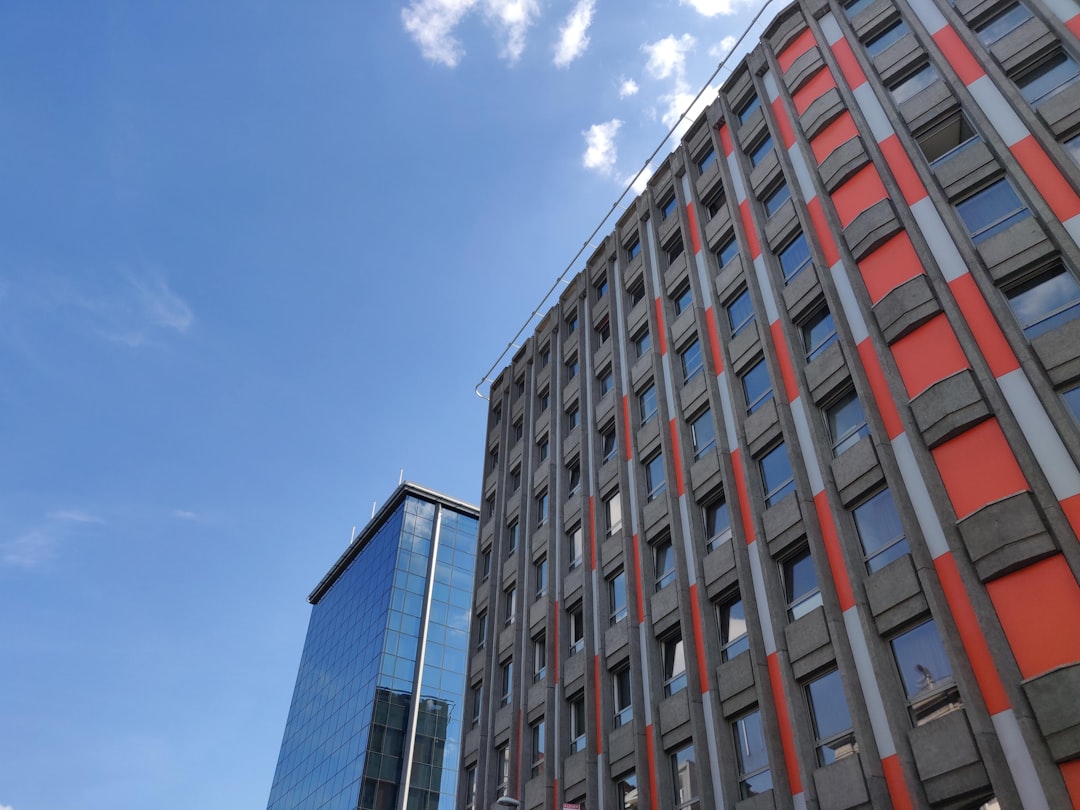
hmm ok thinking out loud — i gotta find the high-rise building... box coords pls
[464,0,1080,808]
[267,483,478,810]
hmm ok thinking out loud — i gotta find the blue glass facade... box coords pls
[267,487,478,810]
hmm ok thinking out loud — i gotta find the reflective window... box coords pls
[691,409,717,458]
[566,403,580,430]
[535,557,547,598]
[1066,134,1080,167]
[597,319,611,344]
[616,772,638,810]
[697,145,717,174]
[613,667,633,726]
[654,536,676,590]
[1017,50,1080,105]
[661,193,678,220]
[570,603,586,653]
[539,388,550,412]
[1004,264,1080,339]
[778,232,812,281]
[1065,385,1080,424]
[917,110,977,164]
[719,595,750,660]
[763,181,791,216]
[717,234,739,266]
[674,285,694,315]
[537,436,549,461]
[662,629,687,695]
[496,744,510,797]
[501,658,513,703]
[704,497,732,550]
[737,94,760,124]
[609,569,628,624]
[803,307,838,361]
[566,357,579,380]
[476,610,488,649]
[480,547,491,580]
[783,547,823,619]
[533,633,546,681]
[728,288,755,336]
[826,389,869,455]
[464,766,477,810]
[891,63,940,105]
[806,670,857,765]
[956,178,1030,243]
[976,2,1032,45]
[570,695,587,751]
[761,443,795,507]
[706,190,727,219]
[749,133,774,167]
[853,488,910,572]
[536,491,549,526]
[629,277,646,306]
[667,237,685,265]
[504,584,516,625]
[507,519,519,552]
[567,314,578,333]
[843,0,874,16]
[634,328,652,358]
[627,238,642,260]
[890,620,962,725]
[640,384,659,424]
[568,460,581,493]
[605,490,623,535]
[602,423,618,460]
[645,452,667,501]
[568,524,584,570]
[531,718,545,776]
[681,339,704,381]
[471,683,483,726]
[596,278,609,299]
[734,709,773,798]
[510,467,521,491]
[742,359,773,414]
[671,743,699,810]
[865,19,911,56]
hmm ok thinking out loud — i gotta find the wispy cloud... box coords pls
[402,0,540,67]
[2,510,105,569]
[658,84,720,140]
[624,164,654,195]
[47,509,105,524]
[618,78,639,98]
[710,34,738,59]
[1,802,16,810]
[89,268,193,347]
[582,119,623,177]
[171,509,200,521]
[642,33,696,82]
[679,0,754,15]
[554,0,597,68]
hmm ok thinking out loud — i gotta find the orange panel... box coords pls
[1062,758,1080,810]
[814,492,854,610]
[719,123,733,157]
[689,583,710,693]
[882,754,914,810]
[932,26,985,84]
[987,554,1080,678]
[686,202,702,255]
[808,197,840,266]
[880,135,927,205]
[777,27,816,72]
[793,66,836,115]
[948,274,1020,377]
[832,36,867,89]
[771,96,796,149]
[811,112,858,163]
[831,164,888,228]
[770,321,798,403]
[767,653,802,793]
[739,199,761,258]
[891,314,969,398]
[669,419,685,497]
[732,449,756,542]
[858,340,904,440]
[1061,492,1080,545]
[931,418,1029,520]
[705,307,724,374]
[1012,135,1080,222]
[1071,16,1080,40]
[858,232,925,304]
[654,297,667,356]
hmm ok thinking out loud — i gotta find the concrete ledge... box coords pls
[562,750,588,797]
[820,137,869,193]
[670,307,697,348]
[813,753,871,810]
[745,398,781,459]
[782,260,822,322]
[844,198,901,262]
[1023,662,1080,763]
[564,567,584,606]
[899,79,953,134]
[873,273,939,344]
[598,454,620,492]
[749,149,781,197]
[524,776,546,810]
[607,724,637,775]
[529,599,547,635]
[785,606,834,679]
[767,7,808,54]
[874,32,923,88]
[763,198,799,248]
[643,495,671,540]
[850,0,894,38]
[1037,81,1080,138]
[703,537,739,599]
[717,651,757,716]
[715,254,747,302]
[601,534,623,569]
[933,139,998,202]
[735,788,777,810]
[705,204,735,252]
[979,216,1055,284]
[494,702,513,739]
[636,417,661,457]
[784,46,825,94]
[528,680,548,713]
[800,87,846,140]
[729,326,762,374]
[807,341,850,404]
[911,370,991,449]
[908,709,991,808]
[736,103,767,150]
[763,491,804,553]
[991,17,1057,75]
[658,689,692,744]
[866,554,927,636]
[958,491,1056,582]
[955,0,1000,23]
[679,362,710,414]
[604,619,631,660]
[563,648,586,692]
[831,435,884,507]
[690,448,723,496]
[1032,318,1080,387]
[650,581,680,629]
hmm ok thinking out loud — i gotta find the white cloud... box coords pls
[624,164,654,194]
[582,119,623,177]
[1,803,16,810]
[171,509,199,521]
[87,268,193,348]
[2,529,58,568]
[47,510,105,524]
[401,0,540,67]
[679,0,752,15]
[619,78,639,98]
[710,34,738,58]
[642,34,696,81]
[554,0,597,68]
[659,84,720,140]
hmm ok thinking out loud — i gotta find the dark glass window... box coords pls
[916,110,977,164]
[599,368,614,396]
[464,766,477,809]
[976,2,1032,45]
[496,745,510,797]
[536,492,548,526]
[568,525,584,570]
[1066,134,1080,167]
[734,709,773,798]
[865,19,911,57]
[742,359,773,414]
[667,237,685,265]
[697,145,717,173]
[609,569,628,624]
[749,133,774,167]
[706,191,727,219]
[507,519,519,552]
[640,384,658,424]
[567,313,578,333]
[629,276,646,306]
[826,389,869,455]
[476,610,487,649]
[1065,385,1080,424]
[737,94,760,125]
[691,409,717,458]
[705,497,731,549]
[763,181,790,216]
[613,667,633,725]
[535,557,547,598]
[662,629,687,695]
[567,460,581,493]
[719,594,750,660]
[566,357,579,380]
[601,423,617,460]
[674,285,694,315]
[806,670,857,765]
[761,443,795,506]
[661,194,678,220]
[537,436,549,461]
[803,307,838,361]
[596,319,611,344]
[671,743,699,810]
[480,547,491,580]
[728,288,755,336]
[853,488,910,572]
[570,603,586,652]
[956,178,1030,243]
[1004,264,1080,338]
[778,232,812,281]
[681,340,704,381]
[539,388,550,411]
[890,620,962,725]
[627,238,642,260]
[596,278,609,299]
[500,658,513,703]
[616,772,638,810]
[570,695,586,752]
[634,328,652,358]
[783,547,823,619]
[531,718,545,776]
[645,452,667,501]
[504,584,516,625]
[566,403,580,430]
[1016,50,1080,105]
[890,63,940,104]
[654,536,675,589]
[843,0,874,17]
[717,234,739,266]
[605,490,623,535]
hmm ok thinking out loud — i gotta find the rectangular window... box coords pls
[654,536,676,590]
[464,765,478,810]
[640,384,659,423]
[627,238,642,260]
[634,327,652,358]
[539,388,550,412]
[681,339,704,381]
[613,667,633,726]
[843,0,874,17]
[783,546,823,620]
[507,519,519,552]
[534,633,547,681]
[673,284,693,315]
[476,610,488,649]
[761,443,795,507]
[605,490,623,535]
[531,718,546,776]
[691,409,717,458]
[667,237,685,265]
[504,584,517,625]
[662,628,687,695]
[890,63,940,105]
[570,695,587,752]
[890,620,961,725]
[496,744,510,798]
[537,436,549,461]
[763,181,791,217]
[645,452,667,501]
[661,193,678,220]
[1066,133,1080,166]
[629,276,646,305]
[778,231,812,281]
[567,460,581,493]
[480,547,491,580]
[807,669,857,765]
[853,488,910,572]
[471,683,483,727]
[1065,384,1080,424]
[704,497,732,550]
[596,319,611,345]
[719,595,750,660]
[803,307,838,361]
[737,94,760,124]
[536,491,549,526]
[599,367,615,396]
[567,314,578,333]
[749,133,774,167]
[976,2,1032,45]
[568,524,584,571]
[728,288,755,336]
[602,423,618,460]
[489,447,499,472]
[566,357,579,380]
[696,145,716,174]
[671,743,699,810]
[734,709,773,798]
[742,359,773,414]
[956,178,1030,243]
[826,389,869,455]
[1004,264,1080,339]
[609,569,628,624]
[535,557,548,598]
[1016,49,1080,105]
[566,403,580,430]
[513,420,524,441]
[501,658,514,704]
[717,234,738,266]
[570,603,586,653]
[596,278,609,299]
[865,19,911,56]
[916,110,977,164]
[540,345,551,367]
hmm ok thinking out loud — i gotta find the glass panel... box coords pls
[663,632,687,694]
[763,182,790,216]
[1018,50,1080,104]
[728,289,755,335]
[866,19,911,56]
[692,410,717,457]
[737,95,760,124]
[674,286,693,314]
[807,670,857,764]
[655,540,675,589]
[760,443,795,506]
[617,772,638,810]
[610,571,627,623]
[917,110,977,164]
[640,385,658,423]
[720,597,750,660]
[784,549,822,619]
[1005,266,1080,339]
[891,621,962,724]
[891,64,939,105]
[681,340,704,380]
[705,499,731,546]
[804,308,837,360]
[977,2,1032,44]
[672,744,698,809]
[827,390,869,455]
[854,489,910,571]
[742,360,773,414]
[734,710,773,798]
[779,232,811,281]
[956,179,1030,243]
[1065,385,1080,424]
[749,134,774,167]
[718,235,739,266]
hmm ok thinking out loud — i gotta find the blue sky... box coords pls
[0,1,775,807]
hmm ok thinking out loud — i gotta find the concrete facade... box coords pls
[463,0,1080,808]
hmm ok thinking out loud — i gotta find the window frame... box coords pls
[760,442,796,507]
[680,339,704,382]
[661,627,688,696]
[806,669,857,765]
[613,666,633,726]
[718,594,750,661]
[654,535,676,591]
[825,388,869,456]
[645,451,667,501]
[782,546,823,620]
[852,488,911,572]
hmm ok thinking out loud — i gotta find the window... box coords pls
[654,536,676,590]
[493,404,502,424]
[778,231,812,282]
[513,420,524,442]
[501,658,514,704]
[507,519,519,553]
[596,278,609,299]
[1004,264,1080,338]
[691,409,717,458]
[890,620,961,725]
[661,193,678,220]
[531,718,546,776]
[634,328,652,358]
[976,1,1031,45]
[566,403,580,430]
[749,133,774,167]
[645,452,667,501]
[504,584,517,625]
[480,547,492,581]
[533,633,547,681]
[842,0,874,17]
[661,628,687,695]
[761,443,795,507]
[539,388,550,412]
[568,524,584,570]
[536,491,549,526]
[495,744,510,798]
[956,178,1030,243]
[763,181,790,216]
[567,313,578,333]
[728,288,755,336]
[599,367,615,396]
[627,238,642,260]
[706,190,727,219]
[476,610,488,649]
[613,667,633,726]
[535,557,548,598]
[605,490,623,535]
[853,488,910,572]
[570,603,586,653]
[673,285,693,315]
[803,307,837,361]
[890,63,940,105]
[717,234,739,266]
[489,447,499,472]
[566,357,579,380]
[616,773,638,810]
[826,389,869,455]
[718,594,750,660]
[696,145,716,173]
[511,467,521,492]
[602,423,618,460]
[807,669,857,765]
[1065,384,1080,424]
[704,497,731,550]
[628,277,647,308]
[737,94,760,125]
[865,19,910,56]
[609,569,628,624]
[1016,50,1080,105]
[671,743,699,810]
[783,547,823,620]
[537,435,549,461]
[916,110,977,164]
[464,765,477,810]
[734,709,773,798]
[486,496,495,518]
[570,695,587,752]
[667,237,685,265]
[640,384,659,424]
[567,460,581,493]
[681,339,704,381]
[471,683,483,727]
[742,359,773,414]
[1066,133,1080,167]
[540,344,551,367]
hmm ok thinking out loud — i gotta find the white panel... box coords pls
[789,144,817,202]
[992,709,1052,810]
[791,397,825,495]
[793,793,807,810]
[843,608,897,757]
[853,84,892,141]
[830,261,870,343]
[763,70,780,103]
[999,369,1080,500]
[702,694,728,810]
[727,154,747,203]
[638,623,656,725]
[754,255,780,323]
[906,0,948,33]
[891,433,951,559]
[1039,0,1078,25]
[911,198,967,281]
[969,76,1029,146]
[820,13,843,45]
[719,371,739,451]
[678,497,698,588]
[694,251,715,308]
[747,539,778,654]
[1065,213,1080,251]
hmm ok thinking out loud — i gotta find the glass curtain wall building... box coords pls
[267,483,478,810]
[464,0,1080,808]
